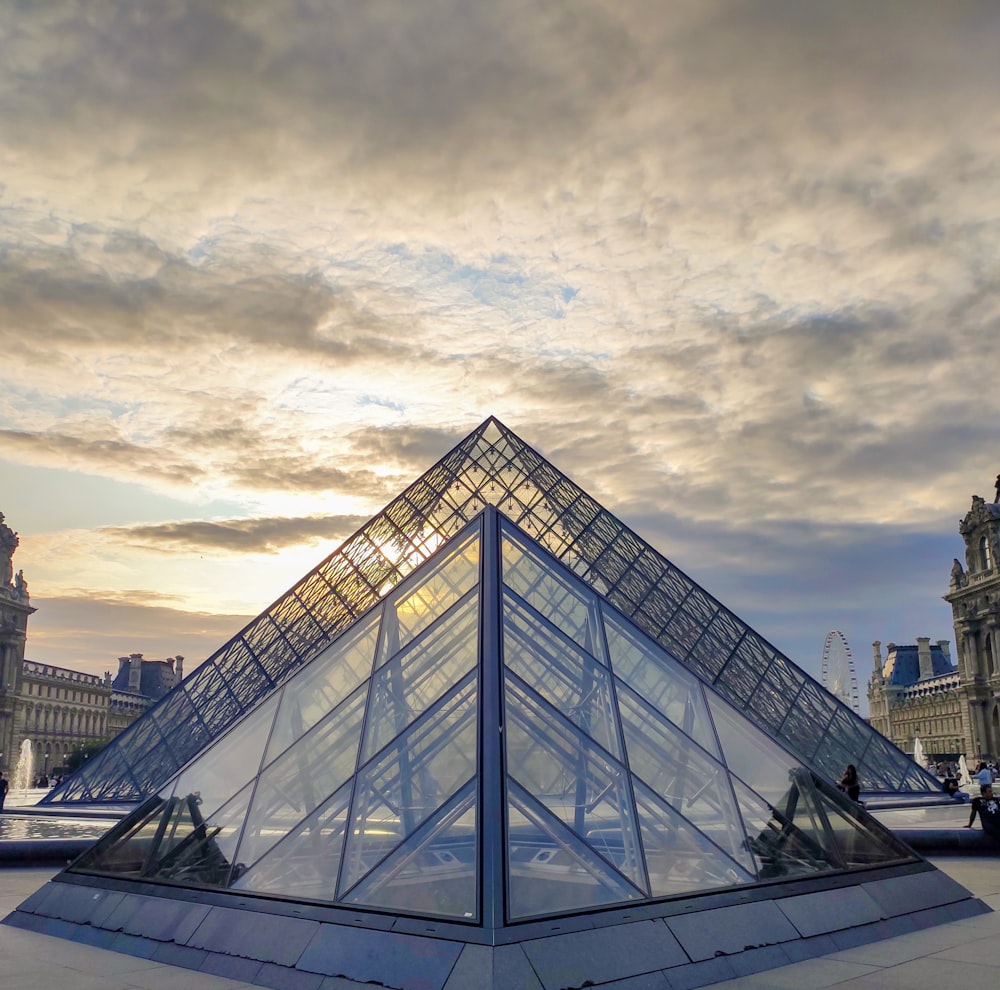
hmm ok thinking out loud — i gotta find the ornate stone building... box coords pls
[868,486,1000,762]
[943,493,1000,758]
[0,512,34,775]
[867,638,962,760]
[0,511,183,776]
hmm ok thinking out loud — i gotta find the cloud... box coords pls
[101,513,370,554]
[3,0,1000,700]
[23,593,254,678]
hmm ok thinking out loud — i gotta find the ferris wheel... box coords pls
[821,630,859,713]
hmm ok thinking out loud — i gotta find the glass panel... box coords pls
[816,786,914,868]
[826,708,874,772]
[507,780,644,920]
[235,683,369,871]
[504,594,622,759]
[141,784,253,886]
[504,675,645,892]
[662,607,708,663]
[340,676,478,896]
[375,528,480,668]
[603,607,719,758]
[84,743,141,802]
[732,776,839,880]
[234,782,353,899]
[616,682,752,873]
[706,694,803,808]
[266,610,380,763]
[857,733,909,791]
[631,777,754,897]
[220,654,274,710]
[171,694,280,818]
[72,795,173,876]
[714,649,763,706]
[184,663,241,735]
[362,591,479,762]
[74,783,251,886]
[151,697,214,769]
[779,679,836,762]
[747,662,795,734]
[810,734,859,789]
[342,780,478,921]
[502,523,605,661]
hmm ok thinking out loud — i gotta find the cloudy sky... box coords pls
[2,1,998,709]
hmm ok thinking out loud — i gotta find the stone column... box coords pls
[971,701,990,759]
[964,628,982,680]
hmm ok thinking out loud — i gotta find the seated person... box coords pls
[967,784,1000,840]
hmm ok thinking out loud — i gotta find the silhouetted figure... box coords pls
[838,764,861,802]
[995,473,1000,504]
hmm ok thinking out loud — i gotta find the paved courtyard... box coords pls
[0,855,998,989]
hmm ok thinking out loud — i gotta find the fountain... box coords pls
[959,754,971,785]
[913,735,925,770]
[12,739,33,794]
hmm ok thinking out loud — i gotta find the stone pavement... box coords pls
[0,856,998,989]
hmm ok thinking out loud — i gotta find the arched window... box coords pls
[980,536,993,572]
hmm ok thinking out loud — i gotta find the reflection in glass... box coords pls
[342,780,478,920]
[507,780,644,920]
[340,675,478,898]
[234,782,353,899]
[502,524,605,662]
[375,528,480,668]
[265,611,379,763]
[504,594,621,759]
[171,694,280,818]
[706,694,801,808]
[732,774,842,879]
[603,607,719,758]
[631,777,753,897]
[362,591,479,762]
[504,675,645,892]
[234,684,368,871]
[74,784,252,887]
[616,682,750,873]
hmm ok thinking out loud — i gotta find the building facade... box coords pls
[868,489,1000,762]
[0,511,183,776]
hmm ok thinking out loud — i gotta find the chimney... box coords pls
[872,641,883,675]
[937,640,951,662]
[917,637,934,680]
[174,655,184,683]
[128,653,143,693]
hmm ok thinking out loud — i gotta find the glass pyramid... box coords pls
[46,417,937,807]
[69,508,917,927]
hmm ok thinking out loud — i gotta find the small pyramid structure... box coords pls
[10,504,987,989]
[45,417,937,808]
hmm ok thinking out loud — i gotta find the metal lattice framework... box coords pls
[66,508,918,930]
[45,417,939,804]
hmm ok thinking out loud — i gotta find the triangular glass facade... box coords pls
[69,508,918,928]
[46,418,936,808]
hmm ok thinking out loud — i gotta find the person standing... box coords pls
[0,773,8,813]
[973,762,993,793]
[838,764,861,802]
